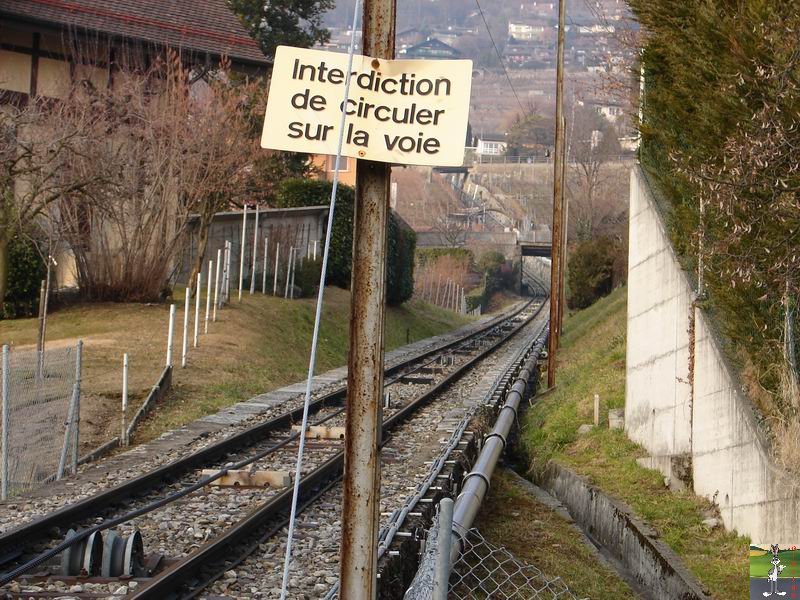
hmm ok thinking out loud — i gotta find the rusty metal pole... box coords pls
[339,0,395,596]
[547,0,566,388]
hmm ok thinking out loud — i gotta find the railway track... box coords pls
[0,299,545,598]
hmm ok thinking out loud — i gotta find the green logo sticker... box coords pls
[750,544,799,598]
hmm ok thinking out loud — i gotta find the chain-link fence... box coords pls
[449,528,581,599]
[405,511,582,600]
[1,343,81,499]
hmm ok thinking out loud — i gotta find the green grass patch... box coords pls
[476,469,635,599]
[0,288,473,447]
[135,290,473,441]
[520,287,749,600]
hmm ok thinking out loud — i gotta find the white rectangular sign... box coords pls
[261,46,473,166]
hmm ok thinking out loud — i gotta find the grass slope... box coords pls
[0,288,471,449]
[475,469,635,598]
[521,287,749,600]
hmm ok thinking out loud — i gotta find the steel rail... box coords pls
[127,301,547,599]
[324,305,550,600]
[0,300,533,575]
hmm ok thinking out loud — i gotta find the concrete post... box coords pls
[594,393,600,427]
[166,304,175,367]
[181,290,190,368]
[1,345,8,500]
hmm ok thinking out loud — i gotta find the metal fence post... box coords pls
[213,250,222,320]
[70,340,82,475]
[166,304,175,368]
[289,247,298,300]
[250,205,259,295]
[57,395,73,480]
[262,236,269,294]
[36,279,46,380]
[206,259,213,333]
[273,242,281,296]
[122,353,129,446]
[284,247,293,299]
[1,345,9,500]
[225,240,232,303]
[239,206,247,301]
[433,498,454,600]
[221,243,228,305]
[194,274,201,348]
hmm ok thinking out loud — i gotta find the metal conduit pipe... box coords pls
[448,334,547,565]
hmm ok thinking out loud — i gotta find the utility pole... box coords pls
[559,115,568,332]
[339,0,395,596]
[548,0,566,388]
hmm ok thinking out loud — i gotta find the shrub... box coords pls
[567,238,620,310]
[274,178,416,305]
[2,236,46,319]
[293,257,322,298]
[274,179,354,289]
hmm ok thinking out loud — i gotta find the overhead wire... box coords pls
[277,0,361,597]
[473,0,526,115]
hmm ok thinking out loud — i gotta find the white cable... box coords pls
[278,3,361,597]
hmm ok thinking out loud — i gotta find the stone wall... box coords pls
[626,166,800,543]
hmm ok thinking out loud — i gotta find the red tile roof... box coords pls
[1,0,269,67]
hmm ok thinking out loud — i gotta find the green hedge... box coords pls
[2,236,46,319]
[274,178,415,305]
[630,0,800,402]
[567,238,618,310]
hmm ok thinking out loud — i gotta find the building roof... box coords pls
[400,38,462,59]
[1,0,268,68]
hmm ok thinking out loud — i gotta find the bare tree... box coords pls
[0,96,102,304]
[51,50,258,301]
[567,104,622,240]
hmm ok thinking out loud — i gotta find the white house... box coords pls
[475,135,508,156]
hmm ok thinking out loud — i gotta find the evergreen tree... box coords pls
[229,0,334,58]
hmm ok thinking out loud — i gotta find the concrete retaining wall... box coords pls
[539,464,709,600]
[626,166,800,543]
